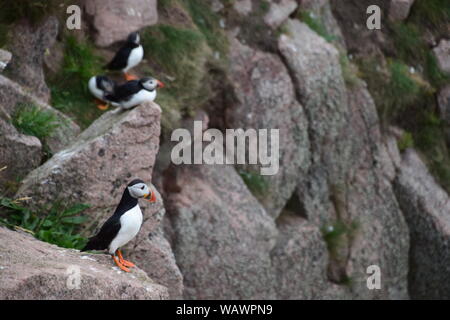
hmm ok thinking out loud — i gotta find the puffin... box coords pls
[105,77,164,110]
[88,75,117,110]
[105,32,144,81]
[81,179,157,272]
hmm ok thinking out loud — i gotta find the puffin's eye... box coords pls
[141,186,145,190]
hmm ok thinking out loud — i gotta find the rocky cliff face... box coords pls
[0,227,168,300]
[0,0,449,299]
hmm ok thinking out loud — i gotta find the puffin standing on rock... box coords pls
[105,77,164,110]
[105,31,144,81]
[81,179,157,272]
[88,75,117,110]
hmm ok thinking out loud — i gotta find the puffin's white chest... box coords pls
[108,205,143,254]
[125,45,144,72]
[120,89,156,109]
[88,76,104,100]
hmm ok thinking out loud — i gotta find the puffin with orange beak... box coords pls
[105,77,164,111]
[81,179,157,272]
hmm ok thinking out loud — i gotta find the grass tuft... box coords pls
[48,35,105,128]
[184,0,229,54]
[389,60,421,99]
[0,197,90,250]
[408,0,450,34]
[298,10,336,43]
[12,103,60,141]
[390,22,449,88]
[259,0,270,14]
[358,58,426,125]
[339,53,360,88]
[322,220,358,258]
[397,131,414,152]
[0,0,62,25]
[238,169,269,196]
[141,23,214,135]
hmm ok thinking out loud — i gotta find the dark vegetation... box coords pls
[0,196,90,249]
[48,35,105,128]
[12,103,60,141]
[0,0,62,25]
[11,102,62,158]
[238,169,269,197]
[354,0,450,192]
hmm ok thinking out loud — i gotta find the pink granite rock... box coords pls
[0,227,168,300]
[84,0,158,47]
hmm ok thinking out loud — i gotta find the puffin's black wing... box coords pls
[96,76,116,94]
[105,45,132,71]
[105,80,141,102]
[81,216,121,252]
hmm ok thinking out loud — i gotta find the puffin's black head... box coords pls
[127,32,140,45]
[139,77,165,91]
[127,179,157,202]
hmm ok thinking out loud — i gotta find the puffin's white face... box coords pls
[141,78,164,91]
[128,182,150,199]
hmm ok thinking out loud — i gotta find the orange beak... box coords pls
[144,191,157,203]
[156,80,165,88]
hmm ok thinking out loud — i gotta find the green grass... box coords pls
[339,53,360,88]
[145,0,229,136]
[0,197,90,250]
[389,61,421,100]
[142,25,204,76]
[397,131,414,152]
[298,10,336,43]
[358,58,425,125]
[184,0,229,54]
[425,52,449,88]
[322,220,358,258]
[0,0,62,25]
[259,0,270,13]
[390,22,449,88]
[391,23,423,62]
[408,0,450,34]
[238,169,269,196]
[141,23,213,134]
[358,2,450,194]
[12,103,60,140]
[413,111,450,192]
[48,35,105,128]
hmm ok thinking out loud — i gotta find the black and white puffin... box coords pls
[105,77,164,110]
[105,32,144,81]
[88,75,117,110]
[81,179,157,272]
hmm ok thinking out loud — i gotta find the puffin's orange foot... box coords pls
[97,104,109,111]
[121,260,135,268]
[112,255,130,272]
[117,250,135,268]
[124,73,138,81]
